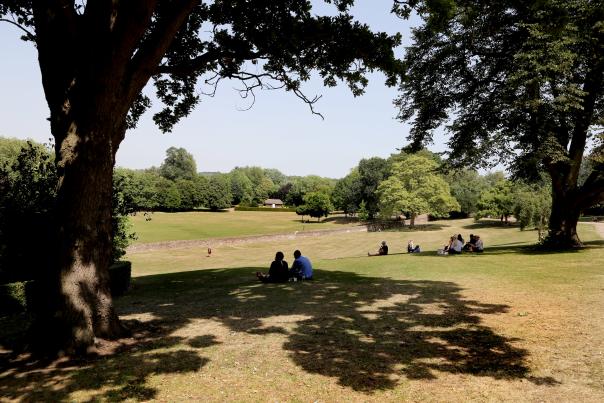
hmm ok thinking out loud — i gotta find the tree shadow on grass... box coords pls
[118,267,557,392]
[0,320,217,401]
[1,266,560,397]
[462,221,518,230]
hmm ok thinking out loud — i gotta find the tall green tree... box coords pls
[378,155,459,225]
[0,1,405,352]
[513,182,552,241]
[358,157,391,219]
[229,169,254,205]
[398,0,604,248]
[206,175,233,211]
[331,169,362,215]
[476,179,515,223]
[447,169,489,216]
[159,146,197,181]
[286,175,334,206]
[298,191,333,222]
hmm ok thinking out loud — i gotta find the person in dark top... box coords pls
[256,251,289,283]
[407,240,421,253]
[463,234,476,251]
[368,241,389,256]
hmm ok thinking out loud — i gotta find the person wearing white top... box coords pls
[473,236,484,252]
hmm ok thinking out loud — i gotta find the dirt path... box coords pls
[127,226,368,254]
[590,222,604,239]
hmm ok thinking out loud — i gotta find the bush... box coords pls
[109,261,132,297]
[234,206,297,212]
[0,262,131,316]
[0,280,35,315]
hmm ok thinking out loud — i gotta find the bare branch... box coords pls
[0,18,36,41]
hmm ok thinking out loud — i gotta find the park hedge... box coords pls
[0,261,132,316]
[234,206,297,212]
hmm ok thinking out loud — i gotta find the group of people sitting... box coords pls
[367,234,484,257]
[258,234,484,280]
[256,249,313,283]
[368,239,421,256]
[441,233,484,254]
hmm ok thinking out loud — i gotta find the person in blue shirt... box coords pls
[290,250,313,280]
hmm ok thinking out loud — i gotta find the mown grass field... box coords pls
[130,210,360,244]
[1,216,603,402]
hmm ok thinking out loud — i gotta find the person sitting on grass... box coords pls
[256,251,289,283]
[449,234,463,255]
[407,240,421,253]
[463,234,476,251]
[290,249,313,280]
[369,241,389,256]
[471,235,484,252]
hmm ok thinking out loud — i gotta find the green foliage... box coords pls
[357,200,369,221]
[286,176,335,206]
[378,155,459,223]
[513,182,552,240]
[358,157,391,218]
[0,261,131,314]
[0,139,135,280]
[234,206,297,212]
[0,137,47,166]
[332,169,362,215]
[206,175,233,211]
[297,191,334,221]
[159,147,197,181]
[229,170,255,205]
[112,174,138,262]
[0,142,56,282]
[398,0,604,245]
[476,179,515,222]
[447,169,489,215]
[0,280,36,315]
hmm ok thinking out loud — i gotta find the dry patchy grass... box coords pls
[1,220,603,402]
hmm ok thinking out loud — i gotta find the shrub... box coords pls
[0,280,35,315]
[234,206,297,212]
[0,262,131,316]
[109,261,132,297]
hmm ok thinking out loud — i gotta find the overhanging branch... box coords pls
[0,18,36,41]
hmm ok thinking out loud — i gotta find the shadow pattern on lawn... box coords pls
[0,320,217,401]
[1,266,558,398]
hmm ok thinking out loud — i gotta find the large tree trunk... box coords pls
[546,174,583,248]
[35,107,129,355]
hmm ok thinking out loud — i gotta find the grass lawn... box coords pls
[129,210,361,244]
[1,218,603,402]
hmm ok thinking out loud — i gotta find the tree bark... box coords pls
[36,112,129,354]
[546,183,582,248]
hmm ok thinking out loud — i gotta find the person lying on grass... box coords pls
[256,251,289,283]
[369,241,388,256]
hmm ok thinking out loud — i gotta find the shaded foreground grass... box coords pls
[1,221,603,401]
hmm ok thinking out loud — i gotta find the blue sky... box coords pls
[0,1,446,178]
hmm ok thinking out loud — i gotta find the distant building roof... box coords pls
[264,199,284,205]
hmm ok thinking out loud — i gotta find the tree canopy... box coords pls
[378,155,459,225]
[398,0,604,247]
[0,0,408,353]
[159,147,197,181]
